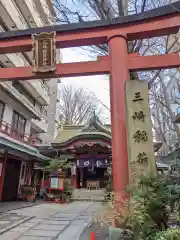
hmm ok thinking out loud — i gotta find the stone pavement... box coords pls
[0,213,30,233]
[0,201,102,240]
[0,200,42,213]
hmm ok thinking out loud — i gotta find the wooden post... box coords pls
[108,35,129,201]
[0,151,8,201]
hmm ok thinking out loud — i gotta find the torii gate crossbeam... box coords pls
[0,1,180,199]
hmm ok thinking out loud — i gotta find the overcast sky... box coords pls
[60,47,111,123]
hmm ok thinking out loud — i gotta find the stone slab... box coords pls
[50,217,73,221]
[57,225,85,240]
[20,222,37,228]
[54,213,76,218]
[28,218,44,223]
[0,216,33,235]
[0,231,22,240]
[18,236,52,240]
[77,216,89,220]
[71,219,87,225]
[33,224,66,231]
[43,220,70,225]
[11,226,29,233]
[0,221,10,224]
[24,229,60,237]
[9,216,22,220]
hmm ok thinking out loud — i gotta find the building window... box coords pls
[0,100,5,121]
[12,111,26,133]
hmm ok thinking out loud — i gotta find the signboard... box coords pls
[50,177,58,188]
[32,32,56,73]
[125,80,156,182]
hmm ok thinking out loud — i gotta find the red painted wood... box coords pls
[129,53,180,71]
[40,180,49,188]
[108,35,129,197]
[0,56,110,80]
[0,152,8,201]
[0,14,179,53]
[126,15,180,40]
[0,53,179,81]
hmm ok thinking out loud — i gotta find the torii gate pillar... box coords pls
[108,35,129,199]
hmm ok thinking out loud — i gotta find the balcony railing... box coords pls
[0,120,36,146]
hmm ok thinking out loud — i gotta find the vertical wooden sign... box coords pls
[32,32,56,73]
[125,80,156,182]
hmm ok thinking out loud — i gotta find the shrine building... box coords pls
[38,115,162,190]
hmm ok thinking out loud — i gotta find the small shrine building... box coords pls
[38,115,161,189]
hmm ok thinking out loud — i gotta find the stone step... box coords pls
[72,189,105,202]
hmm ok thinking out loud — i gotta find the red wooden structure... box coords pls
[0,2,180,200]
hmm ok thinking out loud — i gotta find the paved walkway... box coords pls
[0,200,42,213]
[0,202,102,240]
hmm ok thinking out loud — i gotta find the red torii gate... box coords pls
[0,2,180,196]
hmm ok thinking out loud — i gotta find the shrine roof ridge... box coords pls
[0,2,179,40]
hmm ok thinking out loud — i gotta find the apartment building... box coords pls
[0,0,61,201]
[0,0,60,144]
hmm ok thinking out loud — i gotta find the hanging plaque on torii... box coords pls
[32,32,56,73]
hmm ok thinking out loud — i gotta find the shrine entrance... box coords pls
[76,166,107,189]
[0,2,180,199]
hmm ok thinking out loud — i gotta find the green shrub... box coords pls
[151,229,180,240]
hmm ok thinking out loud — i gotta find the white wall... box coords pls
[0,88,33,135]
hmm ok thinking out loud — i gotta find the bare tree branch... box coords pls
[57,84,103,125]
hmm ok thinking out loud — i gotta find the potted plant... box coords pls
[25,188,36,202]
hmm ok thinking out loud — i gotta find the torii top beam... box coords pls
[0,1,179,54]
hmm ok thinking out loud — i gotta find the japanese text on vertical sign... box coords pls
[132,111,145,122]
[133,130,148,143]
[136,152,148,164]
[133,92,143,102]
